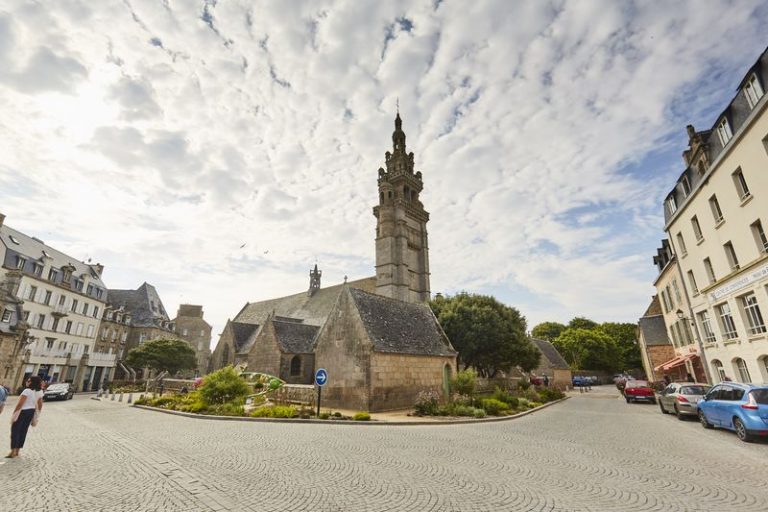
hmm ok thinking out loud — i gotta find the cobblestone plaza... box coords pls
[1,387,766,511]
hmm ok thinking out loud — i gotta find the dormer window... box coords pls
[48,269,59,282]
[15,256,26,270]
[680,176,691,197]
[32,263,43,276]
[666,196,678,215]
[75,280,84,292]
[1,309,12,323]
[744,74,764,109]
[716,118,732,146]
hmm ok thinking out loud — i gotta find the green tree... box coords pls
[598,322,642,371]
[430,293,540,377]
[124,338,197,375]
[568,317,598,330]
[198,366,250,405]
[552,328,621,372]
[531,321,566,342]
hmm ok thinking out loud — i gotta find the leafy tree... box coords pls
[568,317,598,330]
[598,322,642,371]
[531,321,566,342]
[552,328,621,372]
[430,293,540,377]
[199,366,250,405]
[124,338,197,375]
[451,368,477,396]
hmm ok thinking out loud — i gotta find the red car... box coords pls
[624,380,656,404]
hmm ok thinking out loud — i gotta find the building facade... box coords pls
[0,213,115,391]
[0,270,30,389]
[637,295,677,382]
[173,304,212,376]
[651,240,708,382]
[662,47,768,384]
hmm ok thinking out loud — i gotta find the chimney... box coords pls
[0,212,5,227]
[93,263,104,277]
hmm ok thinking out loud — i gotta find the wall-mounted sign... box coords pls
[709,262,768,301]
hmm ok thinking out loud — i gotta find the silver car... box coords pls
[657,383,711,420]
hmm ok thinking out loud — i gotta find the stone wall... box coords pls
[370,352,455,411]
[313,290,374,411]
[646,345,677,382]
[210,321,236,371]
[247,321,281,377]
[279,353,315,385]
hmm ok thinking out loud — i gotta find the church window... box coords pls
[380,192,384,202]
[290,355,301,376]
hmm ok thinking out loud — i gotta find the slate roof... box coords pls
[231,321,259,352]
[348,288,455,357]
[0,224,106,291]
[235,277,377,327]
[638,315,670,347]
[107,282,170,328]
[531,338,569,369]
[273,319,319,354]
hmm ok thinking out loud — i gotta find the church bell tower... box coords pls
[373,112,431,303]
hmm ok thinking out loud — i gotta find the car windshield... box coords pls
[752,389,768,405]
[680,385,709,395]
[47,384,69,391]
[626,381,648,388]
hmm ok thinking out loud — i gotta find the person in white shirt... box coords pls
[7,375,43,459]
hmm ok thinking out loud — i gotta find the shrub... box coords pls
[150,396,178,408]
[333,411,342,418]
[134,396,149,405]
[473,409,487,418]
[451,393,473,406]
[538,388,565,402]
[319,412,330,420]
[249,405,297,418]
[198,366,250,405]
[522,388,541,402]
[353,412,371,421]
[517,380,531,391]
[451,369,477,396]
[517,398,531,409]
[414,390,440,416]
[480,398,509,416]
[452,405,479,417]
[491,387,518,406]
[207,402,245,416]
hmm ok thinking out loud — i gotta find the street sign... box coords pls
[315,368,328,386]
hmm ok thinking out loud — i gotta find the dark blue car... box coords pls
[697,382,768,442]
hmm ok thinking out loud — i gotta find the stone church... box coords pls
[211,113,457,411]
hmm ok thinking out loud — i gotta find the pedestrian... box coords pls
[0,383,8,415]
[686,372,695,383]
[543,375,550,387]
[158,380,165,396]
[7,375,43,459]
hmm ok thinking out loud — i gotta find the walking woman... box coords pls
[7,375,43,458]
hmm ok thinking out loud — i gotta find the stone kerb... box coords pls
[273,384,315,405]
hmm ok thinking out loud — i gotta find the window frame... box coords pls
[723,241,739,271]
[732,168,751,200]
[750,219,768,253]
[735,358,752,383]
[687,270,699,295]
[716,302,738,339]
[744,73,764,109]
[716,118,733,146]
[691,216,703,241]
[676,232,688,256]
[698,310,716,343]
[704,258,716,284]
[740,292,766,336]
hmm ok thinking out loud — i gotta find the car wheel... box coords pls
[659,402,669,414]
[674,405,685,420]
[625,397,631,403]
[734,418,753,442]
[699,410,713,429]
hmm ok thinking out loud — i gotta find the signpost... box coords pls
[315,368,328,418]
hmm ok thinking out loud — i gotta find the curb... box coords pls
[131,396,569,426]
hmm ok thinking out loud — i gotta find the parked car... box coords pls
[623,380,656,404]
[529,375,543,386]
[698,383,768,442]
[43,383,74,401]
[657,383,711,419]
[572,376,588,387]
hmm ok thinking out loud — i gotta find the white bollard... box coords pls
[118,393,123,402]
[127,393,133,404]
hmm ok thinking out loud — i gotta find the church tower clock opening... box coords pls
[373,112,431,303]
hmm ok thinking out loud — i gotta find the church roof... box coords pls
[231,321,260,352]
[235,277,377,327]
[531,338,569,369]
[348,288,455,357]
[273,319,319,354]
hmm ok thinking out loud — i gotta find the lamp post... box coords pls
[675,308,712,383]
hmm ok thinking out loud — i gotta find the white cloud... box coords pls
[1,0,766,342]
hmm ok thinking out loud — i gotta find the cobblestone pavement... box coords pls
[1,386,766,511]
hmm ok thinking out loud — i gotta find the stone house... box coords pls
[637,295,677,382]
[0,271,29,389]
[530,338,572,388]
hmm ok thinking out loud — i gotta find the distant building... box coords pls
[661,46,768,384]
[105,282,174,379]
[0,212,114,391]
[0,270,29,389]
[173,304,211,376]
[530,338,572,388]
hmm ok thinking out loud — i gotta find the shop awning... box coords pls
[654,353,698,372]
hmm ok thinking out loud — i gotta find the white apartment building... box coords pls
[0,213,116,391]
[663,47,768,384]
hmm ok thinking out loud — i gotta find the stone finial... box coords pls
[686,124,696,140]
[308,264,322,296]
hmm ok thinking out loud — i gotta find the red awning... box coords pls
[655,353,698,372]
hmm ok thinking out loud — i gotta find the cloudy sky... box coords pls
[1,0,767,344]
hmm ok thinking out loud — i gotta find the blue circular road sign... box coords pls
[315,368,328,386]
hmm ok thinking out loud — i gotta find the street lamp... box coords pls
[676,309,685,320]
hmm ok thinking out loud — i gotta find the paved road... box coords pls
[0,386,766,511]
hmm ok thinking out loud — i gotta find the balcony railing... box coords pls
[88,352,117,365]
[28,347,74,359]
